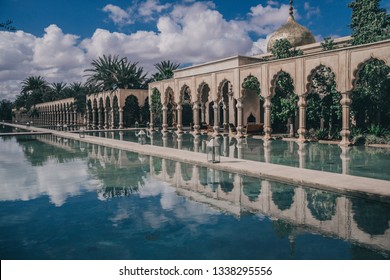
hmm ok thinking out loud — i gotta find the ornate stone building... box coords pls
[148,3,390,146]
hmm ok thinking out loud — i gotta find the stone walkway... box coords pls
[2,122,390,201]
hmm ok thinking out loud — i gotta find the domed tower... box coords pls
[267,0,316,52]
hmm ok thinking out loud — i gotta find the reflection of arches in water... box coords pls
[352,197,390,236]
[306,189,338,221]
[272,219,295,239]
[181,162,193,182]
[199,166,208,186]
[153,157,162,175]
[242,176,261,202]
[271,183,295,211]
[126,151,139,162]
[166,159,176,178]
[220,172,234,194]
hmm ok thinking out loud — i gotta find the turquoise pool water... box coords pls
[1,134,389,260]
[88,130,390,181]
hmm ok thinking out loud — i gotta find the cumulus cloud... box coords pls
[0,1,311,101]
[138,0,171,21]
[247,3,300,36]
[102,4,133,25]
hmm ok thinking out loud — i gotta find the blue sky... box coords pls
[1,0,389,100]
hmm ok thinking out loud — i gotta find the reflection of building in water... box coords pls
[149,156,390,253]
[17,134,390,254]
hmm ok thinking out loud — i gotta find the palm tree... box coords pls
[20,76,48,95]
[152,60,180,81]
[84,54,147,91]
[18,76,49,110]
[68,82,88,113]
[46,82,68,101]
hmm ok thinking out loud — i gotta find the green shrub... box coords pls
[365,134,388,145]
[365,124,389,137]
[315,129,328,140]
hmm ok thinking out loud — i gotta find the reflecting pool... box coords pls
[87,130,390,181]
[0,134,390,260]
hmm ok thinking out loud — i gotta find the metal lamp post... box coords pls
[207,137,220,163]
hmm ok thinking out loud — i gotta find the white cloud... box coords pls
[0,1,316,101]
[102,4,133,25]
[138,0,171,21]
[247,3,299,36]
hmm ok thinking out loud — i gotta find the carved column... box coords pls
[297,95,307,143]
[223,103,228,132]
[193,102,200,135]
[236,100,243,138]
[263,96,272,140]
[162,105,168,133]
[176,104,183,134]
[110,108,115,129]
[73,110,77,127]
[213,102,219,136]
[119,108,123,129]
[201,103,206,123]
[339,92,352,146]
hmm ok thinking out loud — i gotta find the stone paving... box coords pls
[2,122,390,201]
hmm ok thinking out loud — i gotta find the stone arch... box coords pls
[197,82,211,125]
[270,71,298,134]
[305,64,341,133]
[351,57,390,91]
[123,94,140,127]
[350,57,390,128]
[180,85,193,127]
[163,87,176,128]
[242,74,263,126]
[217,79,230,102]
[270,70,296,98]
[164,87,176,106]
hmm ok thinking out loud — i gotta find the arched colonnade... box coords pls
[34,98,81,127]
[85,89,148,129]
[149,39,390,146]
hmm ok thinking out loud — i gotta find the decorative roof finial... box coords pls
[289,0,294,18]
